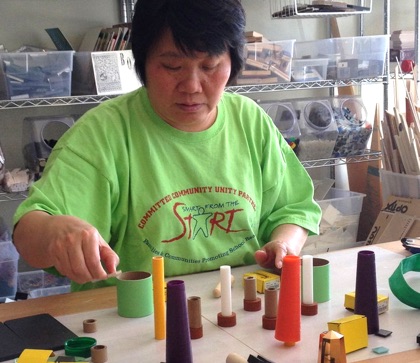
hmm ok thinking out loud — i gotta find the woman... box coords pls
[13,0,321,291]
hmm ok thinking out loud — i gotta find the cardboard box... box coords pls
[380,169,420,203]
[243,270,280,294]
[327,314,368,353]
[366,195,420,245]
[344,291,389,314]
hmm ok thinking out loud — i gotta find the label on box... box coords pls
[366,195,420,244]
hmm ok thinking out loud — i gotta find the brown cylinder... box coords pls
[264,287,278,318]
[83,319,97,333]
[91,344,108,363]
[262,286,278,330]
[188,296,203,339]
[244,276,257,301]
[243,276,261,311]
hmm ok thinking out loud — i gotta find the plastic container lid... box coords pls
[266,102,300,138]
[304,101,333,130]
[340,98,367,126]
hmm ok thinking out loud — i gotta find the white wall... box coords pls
[0,0,119,52]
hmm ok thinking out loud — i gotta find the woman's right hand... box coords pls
[14,212,120,284]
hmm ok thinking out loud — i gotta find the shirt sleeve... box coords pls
[257,123,322,244]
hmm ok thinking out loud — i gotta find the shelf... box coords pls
[0,95,117,110]
[0,77,386,110]
[270,0,372,19]
[0,190,27,202]
[0,150,381,203]
[301,149,381,169]
[226,77,385,94]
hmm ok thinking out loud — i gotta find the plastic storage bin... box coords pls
[302,188,366,255]
[18,270,70,294]
[0,50,74,100]
[331,97,372,157]
[292,98,338,161]
[294,35,388,80]
[28,285,71,298]
[234,40,295,85]
[291,58,328,82]
[260,101,300,152]
[0,241,19,300]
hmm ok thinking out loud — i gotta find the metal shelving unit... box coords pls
[0,0,387,201]
[0,150,382,202]
[0,95,116,110]
[300,150,381,169]
[269,0,372,19]
[0,77,386,110]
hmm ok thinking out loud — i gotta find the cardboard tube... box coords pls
[83,319,97,333]
[243,276,261,311]
[262,287,278,330]
[188,296,203,339]
[91,345,108,363]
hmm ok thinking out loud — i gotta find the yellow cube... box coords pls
[344,291,389,314]
[327,314,368,353]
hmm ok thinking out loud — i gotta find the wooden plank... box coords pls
[354,349,420,363]
[0,286,117,321]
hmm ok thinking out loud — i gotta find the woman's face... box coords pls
[145,28,232,132]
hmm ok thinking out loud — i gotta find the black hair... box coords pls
[131,0,246,86]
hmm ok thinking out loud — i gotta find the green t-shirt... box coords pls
[14,87,321,291]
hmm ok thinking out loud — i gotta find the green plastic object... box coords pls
[64,337,97,358]
[389,254,420,309]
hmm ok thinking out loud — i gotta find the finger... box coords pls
[100,244,120,275]
[81,229,109,281]
[274,243,288,270]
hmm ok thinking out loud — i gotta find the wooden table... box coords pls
[0,241,419,363]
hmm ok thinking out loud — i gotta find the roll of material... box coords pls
[83,319,97,333]
[91,344,108,363]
